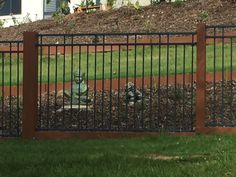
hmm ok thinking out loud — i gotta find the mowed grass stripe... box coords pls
[0,44,235,86]
[0,135,235,177]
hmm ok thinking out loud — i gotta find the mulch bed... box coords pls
[1,0,236,45]
[1,80,236,136]
[206,80,236,126]
[38,84,196,132]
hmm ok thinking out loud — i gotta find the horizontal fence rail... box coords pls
[0,41,23,137]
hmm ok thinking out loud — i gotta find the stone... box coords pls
[56,105,92,112]
[125,82,142,106]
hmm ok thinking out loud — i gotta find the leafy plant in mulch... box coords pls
[199,10,209,21]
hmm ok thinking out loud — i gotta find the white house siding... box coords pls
[114,0,151,8]
[69,0,183,12]
[114,0,184,7]
[68,0,147,9]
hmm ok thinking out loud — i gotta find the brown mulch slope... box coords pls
[0,0,236,41]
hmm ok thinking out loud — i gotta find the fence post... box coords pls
[196,23,206,133]
[22,32,38,138]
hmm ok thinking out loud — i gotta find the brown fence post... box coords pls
[196,23,206,133]
[22,32,38,138]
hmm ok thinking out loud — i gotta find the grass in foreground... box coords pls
[0,44,235,86]
[0,135,236,177]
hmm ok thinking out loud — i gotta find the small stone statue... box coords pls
[125,82,142,106]
[64,71,92,105]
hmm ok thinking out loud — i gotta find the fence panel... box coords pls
[0,41,23,137]
[36,32,197,133]
[206,25,236,128]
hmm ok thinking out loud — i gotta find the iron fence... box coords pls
[2,23,236,138]
[36,32,197,132]
[206,25,236,127]
[0,41,23,137]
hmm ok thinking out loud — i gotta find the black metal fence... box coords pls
[3,24,236,138]
[0,41,23,137]
[36,32,197,132]
[206,25,236,127]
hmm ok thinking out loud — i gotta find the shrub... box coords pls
[107,0,116,7]
[80,0,95,7]
[173,0,183,7]
[199,10,209,20]
[0,19,5,28]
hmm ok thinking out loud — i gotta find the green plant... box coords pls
[151,0,166,5]
[133,0,141,10]
[107,0,116,7]
[52,0,70,17]
[53,14,65,25]
[127,0,133,7]
[0,19,5,28]
[199,10,209,20]
[144,19,152,32]
[173,0,183,7]
[80,0,95,7]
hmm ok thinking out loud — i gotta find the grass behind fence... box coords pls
[0,44,235,86]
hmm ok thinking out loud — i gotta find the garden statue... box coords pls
[64,71,92,106]
[125,82,142,106]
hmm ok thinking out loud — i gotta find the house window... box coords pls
[0,0,21,16]
[44,0,57,13]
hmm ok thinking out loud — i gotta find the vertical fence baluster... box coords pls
[213,28,216,124]
[134,35,137,129]
[1,53,4,136]
[70,36,74,125]
[166,34,169,130]
[102,35,105,130]
[39,36,43,129]
[150,43,153,130]
[125,35,129,129]
[109,45,113,130]
[191,35,194,131]
[9,42,12,135]
[47,46,50,129]
[54,46,58,124]
[78,46,82,129]
[94,36,97,129]
[230,37,234,122]
[174,44,178,131]
[183,44,186,132]
[141,45,145,129]
[158,35,161,131]
[221,28,225,124]
[86,45,89,129]
[118,45,121,130]
[62,36,66,127]
[17,42,20,135]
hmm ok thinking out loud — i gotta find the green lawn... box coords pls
[0,44,235,86]
[0,135,235,177]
